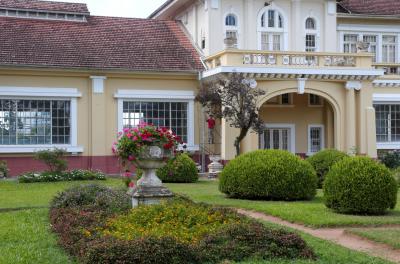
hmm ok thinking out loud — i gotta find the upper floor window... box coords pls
[363,35,377,62]
[225,14,237,26]
[224,13,239,48]
[261,9,283,29]
[305,18,316,30]
[343,34,358,53]
[382,35,397,63]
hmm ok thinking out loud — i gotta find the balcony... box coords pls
[373,63,400,76]
[202,49,383,81]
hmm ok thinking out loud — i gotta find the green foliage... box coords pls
[34,148,68,173]
[219,150,318,200]
[324,156,398,215]
[306,149,348,188]
[102,199,242,243]
[18,169,106,183]
[157,153,198,183]
[50,184,130,214]
[50,190,315,264]
[392,167,400,188]
[0,160,9,178]
[380,150,400,169]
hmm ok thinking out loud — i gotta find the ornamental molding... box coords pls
[90,76,107,94]
[373,80,400,88]
[345,81,362,91]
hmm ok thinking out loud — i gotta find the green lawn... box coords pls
[347,228,400,250]
[0,178,394,264]
[166,180,400,228]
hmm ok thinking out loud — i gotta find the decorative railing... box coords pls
[205,50,374,70]
[373,63,400,75]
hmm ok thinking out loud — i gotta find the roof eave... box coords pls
[337,13,400,20]
[148,0,174,19]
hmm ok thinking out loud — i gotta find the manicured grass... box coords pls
[0,178,123,209]
[0,178,393,264]
[0,208,75,264]
[347,228,400,250]
[166,180,400,227]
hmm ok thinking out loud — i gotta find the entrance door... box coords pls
[260,128,291,151]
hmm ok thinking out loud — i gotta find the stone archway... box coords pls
[257,88,342,152]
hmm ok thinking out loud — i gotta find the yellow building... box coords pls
[1,0,400,175]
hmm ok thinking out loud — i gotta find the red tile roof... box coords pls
[0,0,89,14]
[338,0,400,16]
[0,16,204,72]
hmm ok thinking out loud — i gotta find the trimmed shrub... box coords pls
[19,169,106,183]
[324,156,398,215]
[34,148,68,173]
[392,167,400,188]
[50,184,131,214]
[157,153,198,183]
[306,149,348,188]
[380,150,400,169]
[219,150,318,200]
[0,160,9,178]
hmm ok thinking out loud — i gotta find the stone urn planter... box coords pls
[131,145,174,207]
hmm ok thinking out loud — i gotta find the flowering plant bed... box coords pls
[113,123,181,165]
[49,185,316,264]
[19,169,106,183]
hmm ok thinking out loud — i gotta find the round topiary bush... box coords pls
[157,153,198,183]
[306,149,348,188]
[324,156,398,215]
[219,150,318,201]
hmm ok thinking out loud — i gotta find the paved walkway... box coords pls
[237,209,400,264]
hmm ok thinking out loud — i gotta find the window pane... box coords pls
[305,18,315,30]
[305,34,316,52]
[0,99,70,145]
[343,34,358,53]
[122,101,189,143]
[268,10,275,27]
[225,14,236,26]
[383,36,397,63]
[309,127,322,153]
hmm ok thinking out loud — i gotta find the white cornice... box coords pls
[202,66,384,80]
[114,89,195,100]
[373,80,400,88]
[0,87,82,97]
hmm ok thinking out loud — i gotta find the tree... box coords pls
[196,74,265,156]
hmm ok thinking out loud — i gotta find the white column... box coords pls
[345,81,361,153]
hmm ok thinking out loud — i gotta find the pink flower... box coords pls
[133,136,138,141]
[128,155,135,161]
[128,181,136,188]
[123,172,131,177]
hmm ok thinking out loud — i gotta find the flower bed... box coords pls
[19,169,106,183]
[49,185,316,264]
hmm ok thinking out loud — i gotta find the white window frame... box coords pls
[304,17,319,52]
[338,28,400,63]
[373,94,400,149]
[257,4,288,51]
[260,123,296,153]
[114,89,198,151]
[0,87,82,153]
[308,124,325,155]
[224,12,240,48]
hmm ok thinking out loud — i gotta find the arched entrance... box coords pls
[257,89,340,156]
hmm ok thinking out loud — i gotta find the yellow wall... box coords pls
[0,69,200,157]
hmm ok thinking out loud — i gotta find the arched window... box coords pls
[259,8,285,51]
[224,14,239,48]
[225,14,236,26]
[305,17,318,53]
[305,17,316,30]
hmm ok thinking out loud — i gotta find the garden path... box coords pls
[237,209,400,264]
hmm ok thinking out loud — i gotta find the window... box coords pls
[363,35,377,62]
[374,104,400,143]
[261,32,282,51]
[261,128,291,151]
[308,125,324,154]
[305,34,316,52]
[343,34,358,53]
[268,10,275,27]
[305,18,316,30]
[309,94,322,106]
[122,101,188,143]
[266,94,292,105]
[224,14,239,48]
[225,14,236,26]
[281,94,291,105]
[382,35,397,63]
[0,99,71,145]
[259,8,285,51]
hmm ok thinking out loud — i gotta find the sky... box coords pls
[52,0,168,18]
